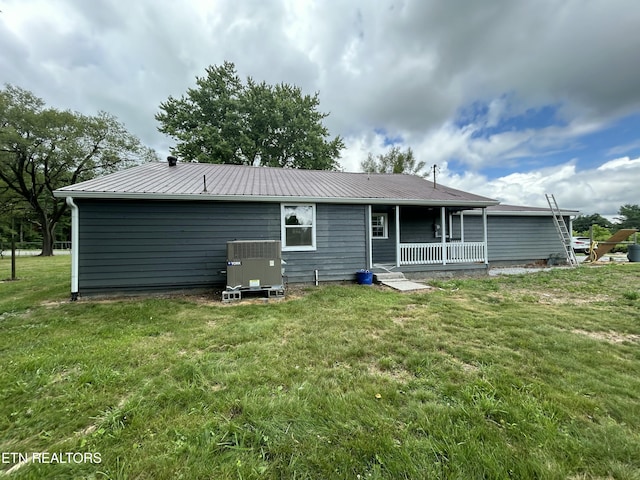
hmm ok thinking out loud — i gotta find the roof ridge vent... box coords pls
[167,156,178,167]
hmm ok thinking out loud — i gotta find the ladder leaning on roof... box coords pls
[545,194,579,267]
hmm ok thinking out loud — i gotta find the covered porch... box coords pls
[368,205,489,269]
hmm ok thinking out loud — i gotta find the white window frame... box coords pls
[281,203,317,251]
[371,213,388,239]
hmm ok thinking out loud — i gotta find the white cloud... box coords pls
[597,156,640,171]
[441,157,640,217]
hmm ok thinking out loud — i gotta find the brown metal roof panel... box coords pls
[54,162,499,205]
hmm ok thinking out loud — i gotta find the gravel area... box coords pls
[489,254,630,276]
[488,266,561,276]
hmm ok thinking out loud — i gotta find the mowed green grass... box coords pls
[1,256,639,479]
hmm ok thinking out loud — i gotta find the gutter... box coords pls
[66,197,79,301]
[458,209,579,217]
[53,191,499,209]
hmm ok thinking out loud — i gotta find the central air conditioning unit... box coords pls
[226,240,283,291]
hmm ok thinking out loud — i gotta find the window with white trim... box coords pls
[281,204,316,251]
[371,213,388,239]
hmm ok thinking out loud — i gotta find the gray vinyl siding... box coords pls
[282,204,367,283]
[455,214,567,261]
[76,200,366,294]
[74,198,565,295]
[371,207,396,264]
[399,207,439,243]
[77,200,279,294]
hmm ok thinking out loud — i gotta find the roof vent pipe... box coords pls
[167,155,178,167]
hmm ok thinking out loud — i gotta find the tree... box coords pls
[615,204,640,231]
[360,146,426,176]
[572,213,613,233]
[0,85,157,256]
[156,61,344,170]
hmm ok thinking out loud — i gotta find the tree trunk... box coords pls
[40,221,56,256]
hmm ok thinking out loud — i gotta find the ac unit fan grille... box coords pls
[227,240,281,260]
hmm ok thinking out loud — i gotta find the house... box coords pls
[53,159,575,298]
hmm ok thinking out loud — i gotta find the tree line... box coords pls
[573,206,640,232]
[572,205,640,243]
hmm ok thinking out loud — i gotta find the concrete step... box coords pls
[374,272,406,282]
[379,279,432,292]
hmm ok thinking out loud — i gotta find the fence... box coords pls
[399,242,486,265]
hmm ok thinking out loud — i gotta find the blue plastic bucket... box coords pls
[356,269,373,285]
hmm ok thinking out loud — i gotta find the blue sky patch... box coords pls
[374,127,404,147]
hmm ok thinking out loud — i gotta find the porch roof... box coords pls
[54,162,499,207]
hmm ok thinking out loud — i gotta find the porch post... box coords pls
[366,205,372,270]
[441,206,447,265]
[395,205,401,268]
[460,211,465,243]
[482,207,489,265]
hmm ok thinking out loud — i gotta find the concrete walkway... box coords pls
[374,272,432,292]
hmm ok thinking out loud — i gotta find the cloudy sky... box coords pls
[1,0,639,218]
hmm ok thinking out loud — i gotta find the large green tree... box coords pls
[156,61,344,170]
[615,204,640,231]
[360,146,426,176]
[0,85,157,256]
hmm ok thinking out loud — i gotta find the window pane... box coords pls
[372,214,386,238]
[286,227,312,246]
[285,205,313,226]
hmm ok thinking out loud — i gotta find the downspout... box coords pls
[66,197,79,301]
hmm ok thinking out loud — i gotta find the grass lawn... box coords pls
[1,256,639,479]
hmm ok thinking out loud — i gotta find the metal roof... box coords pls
[54,161,499,207]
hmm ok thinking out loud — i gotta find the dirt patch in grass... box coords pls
[49,286,312,308]
[536,293,612,305]
[499,288,613,305]
[392,316,411,326]
[40,300,71,308]
[367,363,413,383]
[392,304,430,325]
[172,285,311,306]
[571,329,640,344]
[50,366,82,384]
[449,356,481,374]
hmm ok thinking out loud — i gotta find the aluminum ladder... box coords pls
[545,194,579,267]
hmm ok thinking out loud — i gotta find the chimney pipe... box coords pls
[167,155,178,167]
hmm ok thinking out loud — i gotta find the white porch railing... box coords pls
[400,242,486,265]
